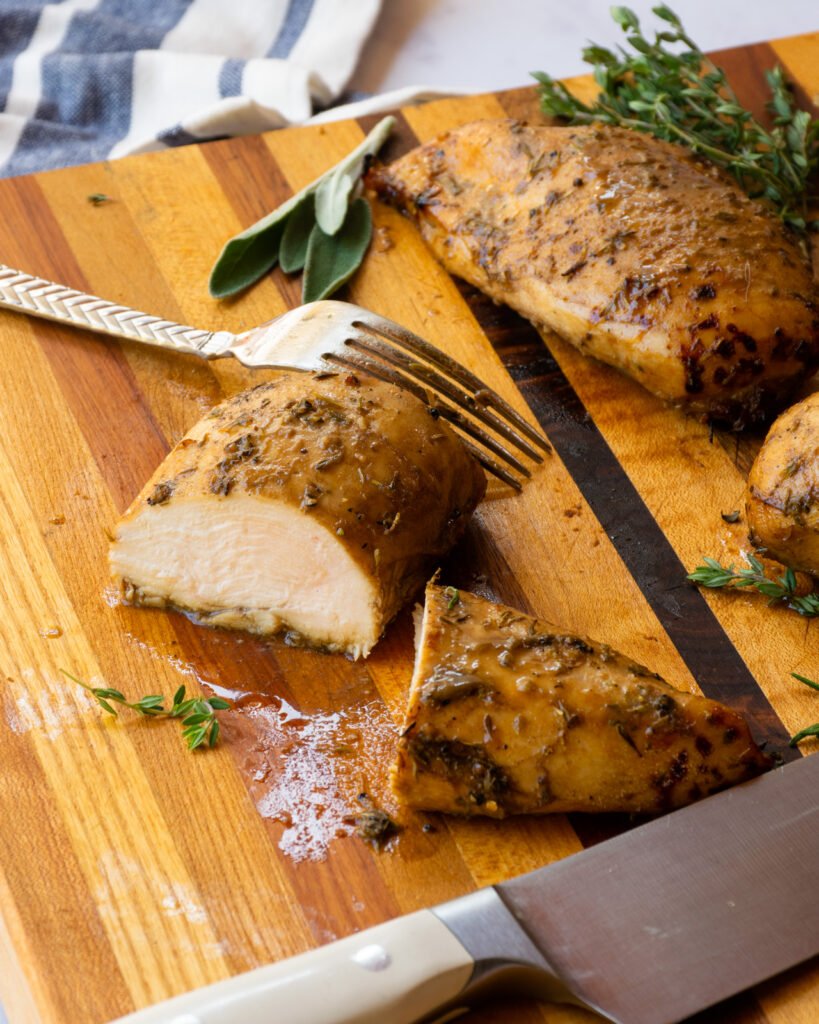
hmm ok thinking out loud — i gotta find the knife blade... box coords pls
[111,754,819,1024]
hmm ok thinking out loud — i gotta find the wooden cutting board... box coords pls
[1,30,818,1024]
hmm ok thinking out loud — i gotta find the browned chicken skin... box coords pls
[392,584,772,816]
[746,390,819,575]
[369,120,819,429]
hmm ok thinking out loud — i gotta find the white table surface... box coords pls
[349,0,818,96]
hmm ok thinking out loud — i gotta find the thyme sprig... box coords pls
[533,5,819,229]
[63,671,230,750]
[790,673,819,746]
[687,555,819,617]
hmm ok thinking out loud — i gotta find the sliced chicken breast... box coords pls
[392,583,771,816]
[110,373,486,658]
[369,120,819,429]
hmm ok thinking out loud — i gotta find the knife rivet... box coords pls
[352,944,392,971]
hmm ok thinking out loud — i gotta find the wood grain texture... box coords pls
[1,33,818,1024]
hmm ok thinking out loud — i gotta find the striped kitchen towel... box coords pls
[0,0,382,178]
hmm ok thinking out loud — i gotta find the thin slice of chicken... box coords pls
[392,583,771,816]
[110,373,486,658]
[369,120,819,429]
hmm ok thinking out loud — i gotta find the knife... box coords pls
[112,753,819,1024]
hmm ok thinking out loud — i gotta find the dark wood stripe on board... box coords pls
[468,287,796,761]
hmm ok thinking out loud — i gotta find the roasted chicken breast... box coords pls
[746,390,819,575]
[392,583,771,816]
[110,373,486,658]
[370,120,819,428]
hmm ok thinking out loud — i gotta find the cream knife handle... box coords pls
[0,263,235,358]
[108,909,475,1024]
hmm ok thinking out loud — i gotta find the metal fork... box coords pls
[0,264,550,489]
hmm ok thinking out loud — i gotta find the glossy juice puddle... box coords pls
[223,695,400,863]
[116,615,403,862]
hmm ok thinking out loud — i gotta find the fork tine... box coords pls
[454,438,523,492]
[323,350,530,485]
[351,310,552,455]
[423,400,531,478]
[345,332,545,466]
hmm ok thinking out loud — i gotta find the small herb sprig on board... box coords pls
[790,673,819,746]
[687,555,819,617]
[63,671,231,750]
[209,116,395,300]
[532,5,819,229]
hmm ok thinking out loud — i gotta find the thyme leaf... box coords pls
[687,555,819,616]
[790,673,819,746]
[532,5,819,229]
[63,670,230,750]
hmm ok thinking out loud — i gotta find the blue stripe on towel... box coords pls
[5,0,194,175]
[0,0,377,177]
[157,124,203,147]
[0,6,42,109]
[62,0,192,53]
[10,53,134,175]
[91,0,191,34]
[219,58,244,98]
[268,0,314,58]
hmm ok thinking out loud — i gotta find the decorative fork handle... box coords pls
[0,264,235,358]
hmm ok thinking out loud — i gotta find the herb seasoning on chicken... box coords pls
[746,391,819,576]
[369,120,819,429]
[392,584,771,816]
[109,374,486,658]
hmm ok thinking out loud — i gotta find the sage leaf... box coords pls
[209,115,395,299]
[314,116,395,235]
[208,217,285,299]
[302,197,372,303]
[209,179,318,297]
[279,193,316,273]
[315,172,355,236]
